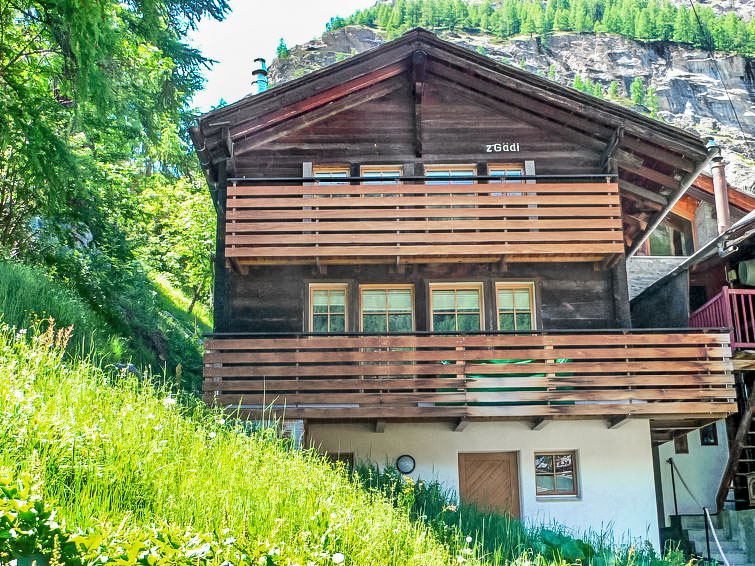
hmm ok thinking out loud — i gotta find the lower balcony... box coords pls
[204,330,736,444]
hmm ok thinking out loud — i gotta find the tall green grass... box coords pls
[0,322,476,565]
[0,261,123,358]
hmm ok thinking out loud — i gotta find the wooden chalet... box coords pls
[191,29,738,537]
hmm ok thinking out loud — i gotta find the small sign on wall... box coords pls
[485,142,520,153]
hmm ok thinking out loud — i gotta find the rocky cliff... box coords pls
[269,26,755,192]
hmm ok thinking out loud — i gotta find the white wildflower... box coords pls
[332,553,345,564]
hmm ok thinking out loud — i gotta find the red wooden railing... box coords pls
[690,287,755,349]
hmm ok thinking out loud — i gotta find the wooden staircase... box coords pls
[717,384,755,510]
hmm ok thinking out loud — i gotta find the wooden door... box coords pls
[458,452,521,517]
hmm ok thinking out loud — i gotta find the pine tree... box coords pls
[276,38,289,59]
[646,85,659,116]
[573,74,585,91]
[630,77,645,105]
[592,81,604,98]
[609,80,619,98]
[548,64,558,80]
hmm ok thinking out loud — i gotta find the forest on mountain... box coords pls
[0,0,229,389]
[333,0,755,53]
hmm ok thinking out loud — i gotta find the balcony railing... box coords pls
[690,287,755,349]
[203,330,734,431]
[224,174,623,265]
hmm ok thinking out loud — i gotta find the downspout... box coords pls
[628,143,721,258]
[711,152,731,234]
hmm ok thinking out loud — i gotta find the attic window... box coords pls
[314,165,349,185]
[638,214,694,257]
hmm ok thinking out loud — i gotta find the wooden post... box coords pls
[214,160,229,332]
[711,155,730,234]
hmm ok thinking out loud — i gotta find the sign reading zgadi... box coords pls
[485,143,520,152]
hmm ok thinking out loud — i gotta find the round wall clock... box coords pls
[396,454,415,474]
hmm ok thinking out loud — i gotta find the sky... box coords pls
[188,0,377,112]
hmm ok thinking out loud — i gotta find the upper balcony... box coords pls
[224,174,623,267]
[204,329,735,443]
[690,287,755,352]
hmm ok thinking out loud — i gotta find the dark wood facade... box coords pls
[192,29,736,443]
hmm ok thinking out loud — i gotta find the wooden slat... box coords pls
[230,194,621,208]
[227,182,620,197]
[227,231,623,246]
[227,218,624,232]
[225,243,626,258]
[227,205,621,221]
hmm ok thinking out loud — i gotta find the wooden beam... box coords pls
[607,416,631,429]
[412,50,426,158]
[620,179,669,207]
[374,419,386,433]
[601,126,624,171]
[530,418,549,430]
[628,146,719,257]
[454,418,469,432]
[234,77,407,156]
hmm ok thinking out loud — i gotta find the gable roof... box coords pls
[191,28,722,253]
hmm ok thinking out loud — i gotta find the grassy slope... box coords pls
[0,323,466,565]
[0,260,209,390]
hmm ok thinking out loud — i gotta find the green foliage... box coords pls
[276,37,290,59]
[631,76,646,105]
[609,80,620,97]
[353,464,691,566]
[339,0,755,55]
[0,475,82,564]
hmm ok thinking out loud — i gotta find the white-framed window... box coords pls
[309,284,348,332]
[496,282,536,331]
[359,285,414,332]
[429,283,484,331]
[535,451,578,496]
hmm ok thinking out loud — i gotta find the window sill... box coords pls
[535,494,581,502]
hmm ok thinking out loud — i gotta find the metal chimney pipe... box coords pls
[252,57,268,94]
[709,140,730,234]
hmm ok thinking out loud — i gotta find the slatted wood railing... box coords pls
[690,287,755,349]
[203,331,735,421]
[225,181,623,264]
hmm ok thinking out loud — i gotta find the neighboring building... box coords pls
[632,210,755,559]
[190,29,738,548]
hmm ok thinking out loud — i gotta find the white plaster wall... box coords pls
[308,419,660,548]
[657,419,729,525]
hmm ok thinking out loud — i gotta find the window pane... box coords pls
[432,290,455,311]
[457,314,481,331]
[499,289,514,310]
[363,314,385,332]
[456,290,480,312]
[330,290,345,312]
[433,314,456,331]
[535,454,553,473]
[330,315,345,332]
[313,290,330,313]
[516,313,532,330]
[312,316,328,333]
[387,289,412,311]
[363,290,386,312]
[514,289,531,310]
[556,473,575,492]
[555,453,573,471]
[388,313,412,332]
[499,313,515,331]
[536,475,555,494]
